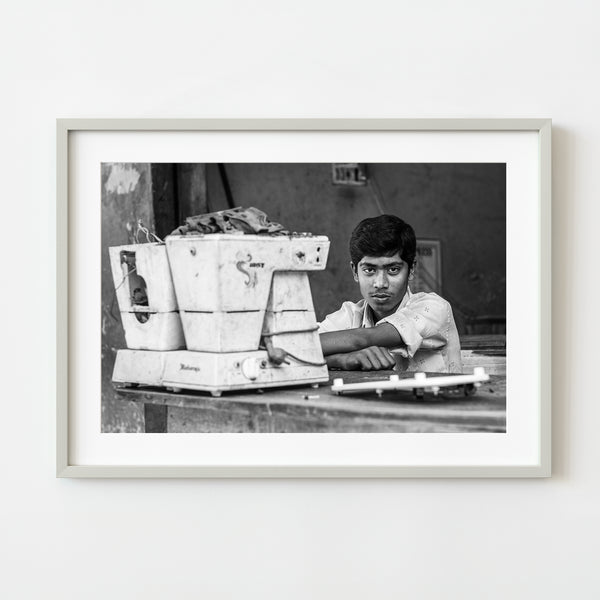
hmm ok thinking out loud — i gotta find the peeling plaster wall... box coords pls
[101,162,154,432]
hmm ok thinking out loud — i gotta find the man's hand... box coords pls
[326,346,396,371]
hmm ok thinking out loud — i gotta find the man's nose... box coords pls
[374,271,388,288]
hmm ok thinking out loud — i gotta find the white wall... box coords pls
[2,1,598,598]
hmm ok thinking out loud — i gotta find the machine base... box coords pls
[113,349,329,396]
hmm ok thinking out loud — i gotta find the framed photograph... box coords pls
[57,119,551,477]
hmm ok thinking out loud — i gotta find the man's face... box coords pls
[353,252,412,320]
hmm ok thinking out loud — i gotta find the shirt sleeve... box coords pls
[379,293,450,358]
[317,302,359,334]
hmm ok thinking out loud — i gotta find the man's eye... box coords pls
[387,267,401,275]
[362,268,375,274]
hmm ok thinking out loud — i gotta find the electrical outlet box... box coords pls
[332,163,367,186]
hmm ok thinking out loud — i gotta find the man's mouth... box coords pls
[372,293,390,299]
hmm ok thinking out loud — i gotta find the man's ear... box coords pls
[350,261,358,282]
[409,262,416,281]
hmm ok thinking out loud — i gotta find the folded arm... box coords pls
[320,323,403,356]
[319,324,404,371]
[325,346,397,371]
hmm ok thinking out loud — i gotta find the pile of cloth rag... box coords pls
[171,206,287,236]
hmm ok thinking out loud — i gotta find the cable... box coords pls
[284,350,327,367]
[262,326,319,337]
[259,344,326,367]
[135,219,163,244]
[109,266,137,322]
[217,163,236,209]
[260,328,327,367]
[368,173,387,215]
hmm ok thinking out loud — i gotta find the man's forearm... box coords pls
[320,323,403,356]
[320,330,370,356]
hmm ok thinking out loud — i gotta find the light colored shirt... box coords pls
[318,288,462,373]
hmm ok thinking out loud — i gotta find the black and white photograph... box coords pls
[13,0,600,595]
[101,162,506,433]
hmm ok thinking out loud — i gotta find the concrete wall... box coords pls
[206,163,505,326]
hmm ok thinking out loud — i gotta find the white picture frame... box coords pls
[57,118,551,478]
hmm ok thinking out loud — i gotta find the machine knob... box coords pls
[241,357,260,381]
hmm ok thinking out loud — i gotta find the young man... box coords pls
[318,215,462,373]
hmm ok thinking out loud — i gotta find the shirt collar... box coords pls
[361,287,413,327]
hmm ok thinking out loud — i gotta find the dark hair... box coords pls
[349,214,416,269]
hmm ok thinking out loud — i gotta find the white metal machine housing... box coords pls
[111,233,330,396]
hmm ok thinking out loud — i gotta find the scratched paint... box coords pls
[105,163,141,195]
